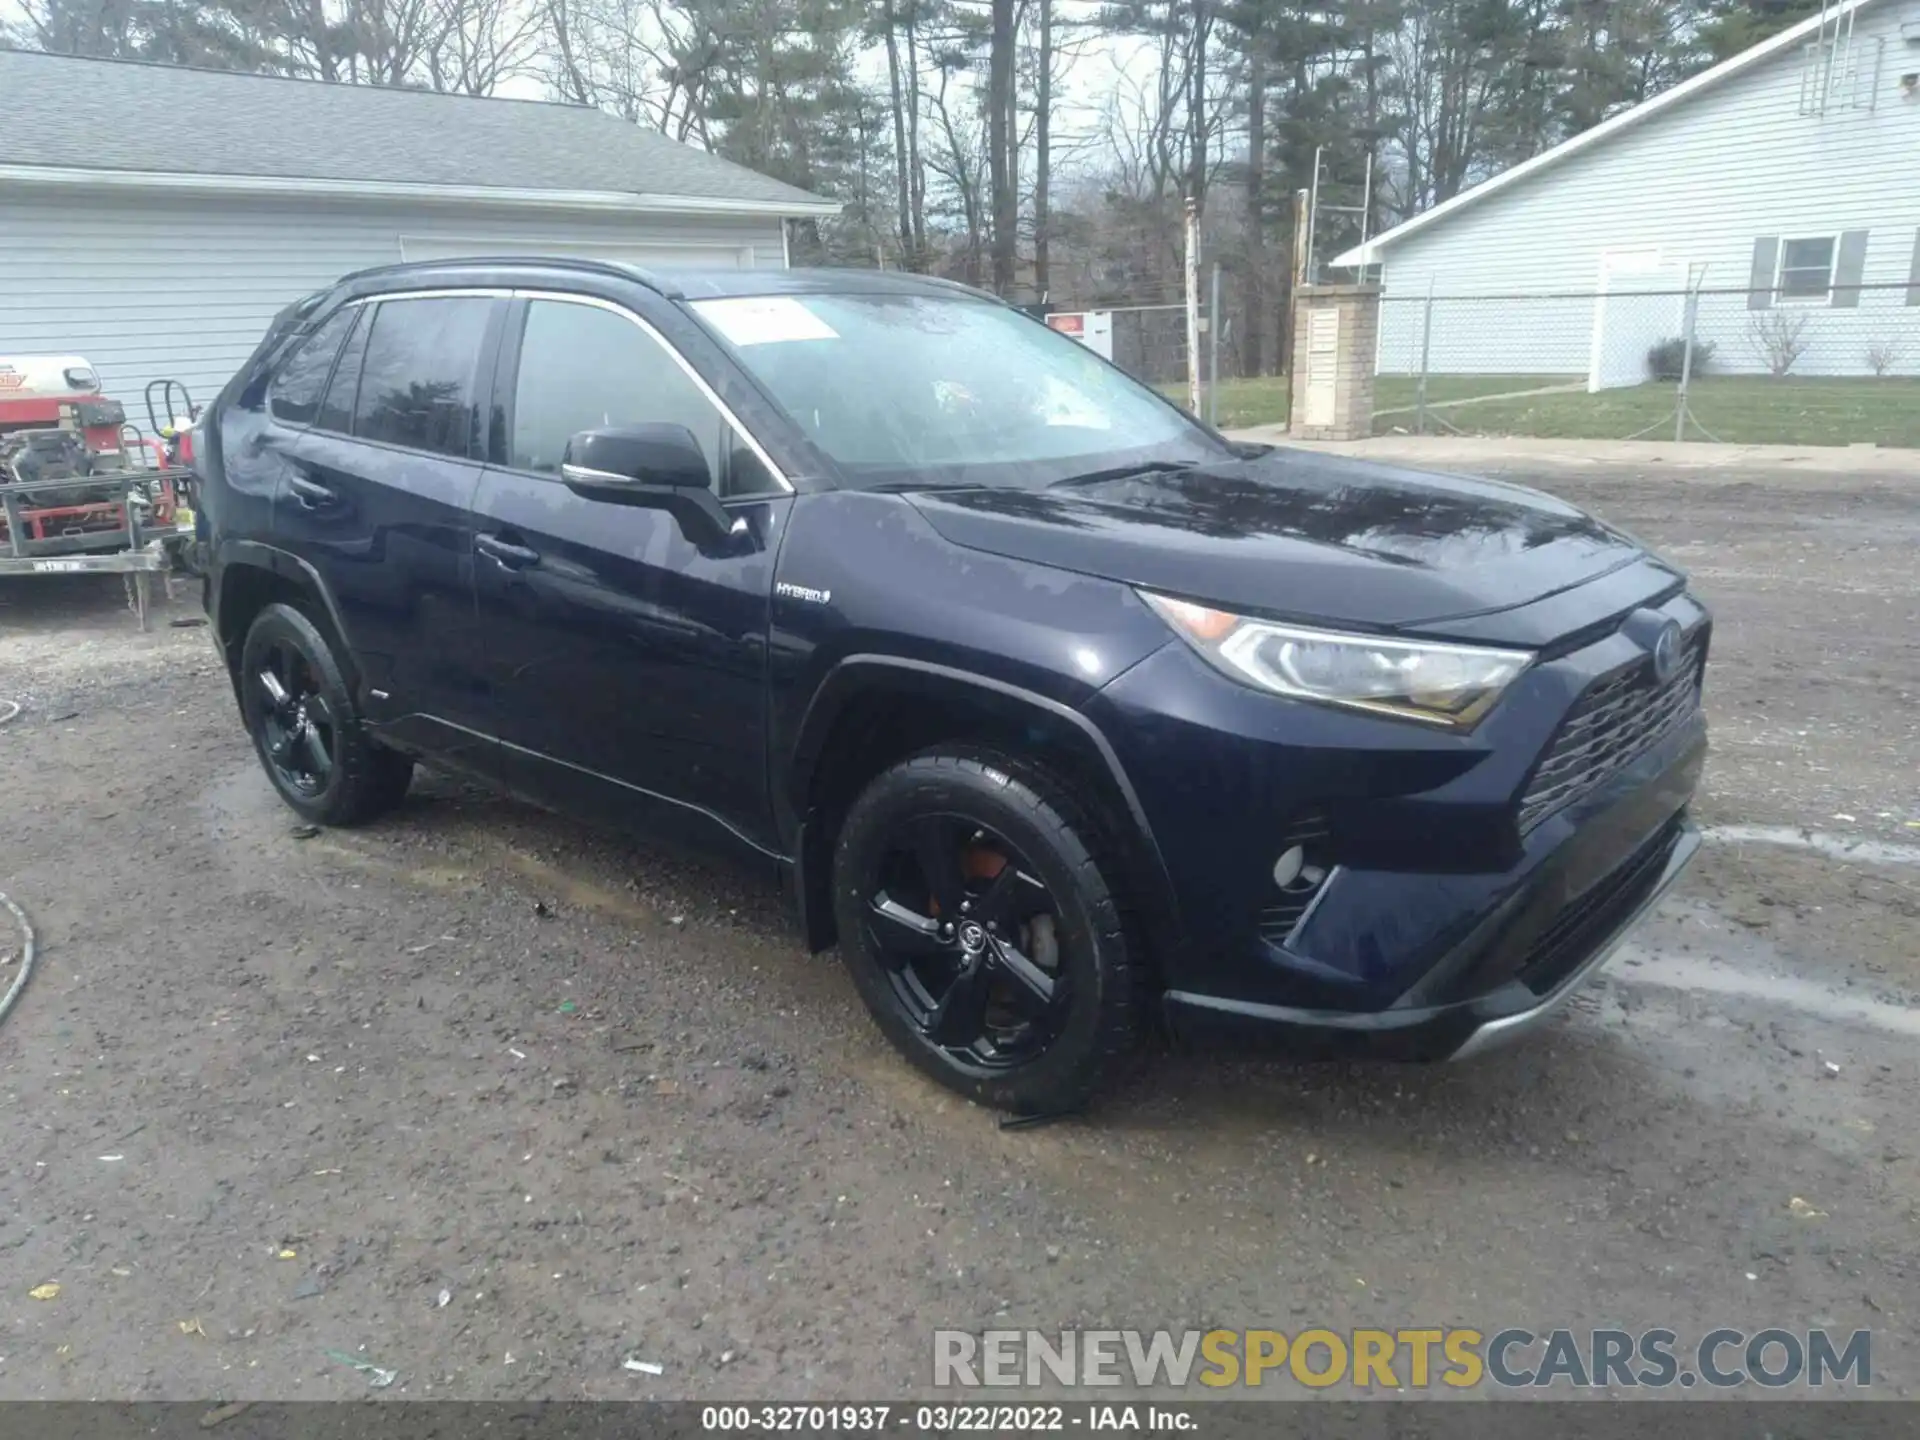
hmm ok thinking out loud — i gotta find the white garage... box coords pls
[0,50,839,426]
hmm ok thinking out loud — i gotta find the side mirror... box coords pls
[560,423,733,546]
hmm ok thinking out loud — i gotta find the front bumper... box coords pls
[1162,818,1698,1060]
[1092,579,1710,1061]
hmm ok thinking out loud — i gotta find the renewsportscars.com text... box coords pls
[933,1327,1871,1391]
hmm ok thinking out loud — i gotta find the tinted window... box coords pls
[314,309,368,434]
[353,297,493,457]
[510,300,727,488]
[268,308,357,425]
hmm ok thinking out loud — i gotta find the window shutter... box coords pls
[1747,237,1779,309]
[1831,230,1869,308]
[1909,229,1920,307]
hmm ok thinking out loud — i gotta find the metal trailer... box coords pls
[0,467,194,631]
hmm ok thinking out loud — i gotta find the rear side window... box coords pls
[267,308,357,425]
[352,297,493,457]
[314,309,368,434]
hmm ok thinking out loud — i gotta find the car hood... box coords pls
[903,448,1669,633]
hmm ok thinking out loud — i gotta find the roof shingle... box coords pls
[0,48,836,213]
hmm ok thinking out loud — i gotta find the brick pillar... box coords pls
[1288,283,1381,441]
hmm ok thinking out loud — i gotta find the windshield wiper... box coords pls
[1047,460,1199,490]
[863,480,991,494]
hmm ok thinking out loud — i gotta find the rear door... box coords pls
[469,291,790,855]
[274,291,505,769]
[204,303,358,572]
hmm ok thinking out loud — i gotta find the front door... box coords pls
[469,294,790,856]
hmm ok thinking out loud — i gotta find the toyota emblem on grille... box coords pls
[1650,620,1683,683]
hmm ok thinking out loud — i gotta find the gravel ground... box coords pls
[1,462,1917,1403]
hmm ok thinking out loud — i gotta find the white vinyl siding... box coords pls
[1373,0,1920,377]
[0,190,785,429]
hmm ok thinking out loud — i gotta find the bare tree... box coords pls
[427,0,543,94]
[986,0,1017,293]
[881,0,917,263]
[1240,20,1267,373]
[924,44,987,283]
[1032,0,1052,295]
[1749,311,1811,377]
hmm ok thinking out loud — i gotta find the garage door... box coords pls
[398,236,752,268]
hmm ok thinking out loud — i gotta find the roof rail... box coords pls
[333,255,680,298]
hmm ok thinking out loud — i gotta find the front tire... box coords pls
[832,748,1141,1114]
[239,602,412,826]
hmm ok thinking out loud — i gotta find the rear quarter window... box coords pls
[267,308,357,426]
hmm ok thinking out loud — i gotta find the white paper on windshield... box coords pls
[697,296,839,347]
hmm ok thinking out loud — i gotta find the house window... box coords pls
[1776,236,1838,302]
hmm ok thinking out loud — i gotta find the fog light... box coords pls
[1272,846,1306,888]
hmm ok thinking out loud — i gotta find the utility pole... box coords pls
[1185,197,1202,416]
[1280,187,1308,381]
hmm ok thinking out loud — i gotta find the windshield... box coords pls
[688,291,1228,490]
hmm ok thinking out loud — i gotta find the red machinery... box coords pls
[0,357,199,627]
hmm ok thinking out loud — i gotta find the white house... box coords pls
[1338,0,1920,385]
[0,50,840,418]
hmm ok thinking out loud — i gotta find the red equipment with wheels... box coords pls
[1,357,200,625]
[0,356,195,558]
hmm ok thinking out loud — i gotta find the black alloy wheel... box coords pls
[833,749,1142,1112]
[863,813,1068,1071]
[250,637,336,798]
[238,602,413,827]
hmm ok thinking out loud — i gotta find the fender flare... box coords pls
[788,654,1182,960]
[211,540,358,684]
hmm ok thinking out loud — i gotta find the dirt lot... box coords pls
[2,460,1918,1403]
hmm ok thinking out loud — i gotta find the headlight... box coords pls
[1139,591,1532,729]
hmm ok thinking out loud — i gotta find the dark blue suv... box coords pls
[197,259,1708,1113]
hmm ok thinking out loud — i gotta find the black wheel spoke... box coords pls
[910,816,967,917]
[926,956,993,1044]
[298,721,332,777]
[256,666,291,713]
[975,863,1050,929]
[989,938,1058,1013]
[867,897,948,965]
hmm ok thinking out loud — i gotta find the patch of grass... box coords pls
[1376,374,1580,417]
[1164,373,1579,432]
[1167,372,1920,448]
[1466,377,1920,449]
[1157,376,1291,429]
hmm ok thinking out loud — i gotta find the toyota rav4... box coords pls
[197,260,1708,1113]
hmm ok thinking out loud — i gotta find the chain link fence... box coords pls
[1375,281,1920,447]
[1045,274,1256,429]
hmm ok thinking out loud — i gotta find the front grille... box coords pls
[1517,821,1681,994]
[1518,634,1705,832]
[1255,814,1332,944]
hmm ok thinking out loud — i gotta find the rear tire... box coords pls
[832,747,1142,1114]
[239,602,412,827]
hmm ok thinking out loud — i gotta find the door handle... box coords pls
[287,473,336,510]
[476,533,541,570]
